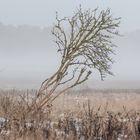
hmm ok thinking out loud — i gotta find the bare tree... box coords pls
[30,7,120,111]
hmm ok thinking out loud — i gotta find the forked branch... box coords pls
[29,7,120,111]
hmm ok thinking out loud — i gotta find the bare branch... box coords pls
[29,6,121,111]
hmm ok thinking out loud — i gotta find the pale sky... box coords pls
[0,0,140,89]
[0,0,140,32]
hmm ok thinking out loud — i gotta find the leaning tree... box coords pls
[29,7,120,112]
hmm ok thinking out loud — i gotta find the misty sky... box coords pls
[0,0,140,32]
[0,0,140,89]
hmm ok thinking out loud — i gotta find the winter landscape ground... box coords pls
[0,89,140,140]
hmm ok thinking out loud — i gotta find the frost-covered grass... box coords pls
[0,89,140,140]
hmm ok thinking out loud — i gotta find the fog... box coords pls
[0,24,140,89]
[0,0,140,32]
[0,0,140,89]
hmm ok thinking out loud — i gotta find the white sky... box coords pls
[0,0,140,32]
[0,0,140,89]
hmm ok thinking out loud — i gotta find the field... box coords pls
[0,89,140,140]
